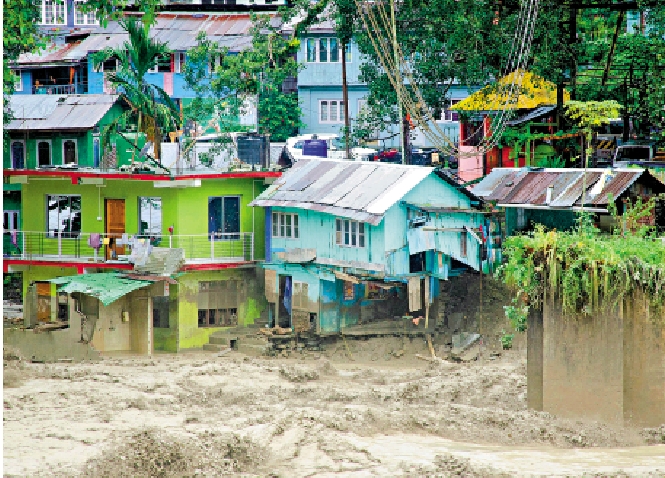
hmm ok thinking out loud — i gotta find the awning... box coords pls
[48,273,153,306]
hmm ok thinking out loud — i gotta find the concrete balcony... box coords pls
[3,230,255,272]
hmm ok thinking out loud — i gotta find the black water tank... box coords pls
[237,134,269,167]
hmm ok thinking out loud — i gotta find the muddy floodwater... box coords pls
[4,338,665,477]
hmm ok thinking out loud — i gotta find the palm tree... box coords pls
[93,17,180,165]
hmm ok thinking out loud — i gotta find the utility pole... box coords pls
[341,41,351,160]
[390,0,406,164]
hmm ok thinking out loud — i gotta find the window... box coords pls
[272,212,299,239]
[208,196,240,240]
[10,141,25,169]
[63,139,77,165]
[305,37,349,63]
[94,58,118,73]
[47,195,81,238]
[320,100,344,123]
[37,140,52,167]
[335,218,365,247]
[74,0,97,25]
[4,211,19,231]
[174,52,186,73]
[42,0,66,25]
[208,54,223,74]
[153,296,170,328]
[460,230,467,258]
[148,54,170,73]
[516,208,526,230]
[13,71,22,92]
[197,281,239,327]
[441,100,460,122]
[139,197,162,237]
[93,137,101,168]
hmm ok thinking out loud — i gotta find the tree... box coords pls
[3,0,162,146]
[3,0,43,144]
[183,15,303,144]
[92,17,180,164]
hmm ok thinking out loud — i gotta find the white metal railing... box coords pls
[3,230,254,264]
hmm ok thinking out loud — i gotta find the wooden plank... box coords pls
[408,277,421,312]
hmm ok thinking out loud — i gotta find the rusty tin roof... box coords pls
[475,168,654,209]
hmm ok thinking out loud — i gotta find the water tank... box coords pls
[237,134,270,167]
[302,139,328,158]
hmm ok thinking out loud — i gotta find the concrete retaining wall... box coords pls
[528,290,665,427]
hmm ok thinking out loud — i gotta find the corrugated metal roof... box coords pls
[476,167,650,208]
[17,42,82,66]
[250,159,434,225]
[6,94,119,131]
[49,273,152,306]
[65,13,271,59]
[472,168,518,197]
[576,171,644,206]
[506,105,557,126]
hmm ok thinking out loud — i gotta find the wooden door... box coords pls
[105,199,125,260]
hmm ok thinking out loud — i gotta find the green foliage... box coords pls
[3,0,43,145]
[564,100,623,131]
[92,17,180,162]
[183,15,303,143]
[535,155,567,168]
[498,222,665,323]
[500,332,514,350]
[504,305,528,332]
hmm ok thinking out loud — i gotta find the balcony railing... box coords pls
[3,230,254,265]
[33,84,76,95]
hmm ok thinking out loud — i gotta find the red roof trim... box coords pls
[3,170,281,181]
[3,259,134,274]
[180,261,255,271]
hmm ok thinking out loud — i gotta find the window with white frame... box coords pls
[320,99,344,123]
[139,197,162,236]
[4,211,19,232]
[37,140,52,167]
[174,52,186,73]
[74,0,97,25]
[41,0,66,25]
[62,139,78,164]
[441,99,461,122]
[272,212,299,239]
[306,38,350,63]
[47,195,81,238]
[336,218,365,247]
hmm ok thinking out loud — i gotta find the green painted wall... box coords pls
[175,268,267,350]
[20,176,267,259]
[4,104,124,170]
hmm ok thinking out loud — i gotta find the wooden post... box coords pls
[148,296,153,357]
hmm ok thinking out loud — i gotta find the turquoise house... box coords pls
[251,159,501,334]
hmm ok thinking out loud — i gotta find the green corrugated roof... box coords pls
[48,273,153,306]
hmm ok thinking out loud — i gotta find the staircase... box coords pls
[202,324,273,356]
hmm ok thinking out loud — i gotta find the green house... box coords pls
[3,94,126,256]
[3,168,279,354]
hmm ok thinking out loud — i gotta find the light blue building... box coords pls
[250,159,501,334]
[290,19,472,149]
